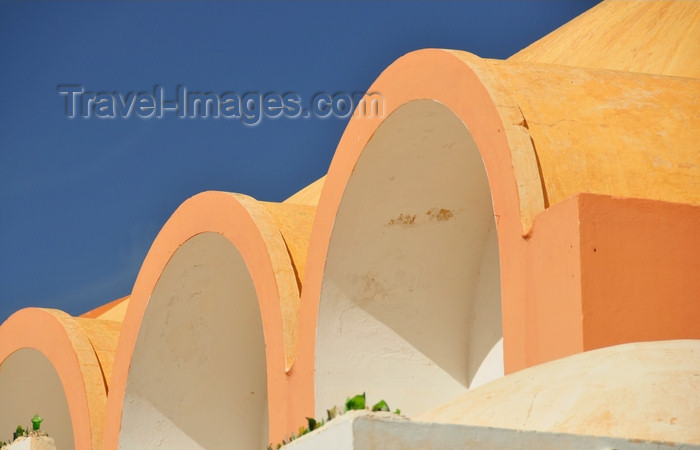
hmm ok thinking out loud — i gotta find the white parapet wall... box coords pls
[282,411,699,450]
[5,436,56,450]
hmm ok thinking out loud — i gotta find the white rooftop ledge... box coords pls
[282,411,698,450]
[5,436,56,450]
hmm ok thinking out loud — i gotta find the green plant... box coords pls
[13,425,25,441]
[4,415,48,445]
[31,415,43,431]
[371,399,389,412]
[268,393,402,449]
[326,406,337,420]
[345,392,365,411]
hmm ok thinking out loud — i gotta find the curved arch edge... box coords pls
[102,191,298,449]
[0,307,106,449]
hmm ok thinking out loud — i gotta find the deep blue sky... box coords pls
[0,1,598,322]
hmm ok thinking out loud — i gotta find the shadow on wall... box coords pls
[314,100,503,418]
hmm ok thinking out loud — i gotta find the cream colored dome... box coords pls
[417,340,700,444]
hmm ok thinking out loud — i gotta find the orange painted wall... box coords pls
[502,193,700,372]
[579,195,700,349]
[504,195,585,370]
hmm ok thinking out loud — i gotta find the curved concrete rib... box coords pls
[0,308,107,449]
[101,191,304,449]
[74,317,122,393]
[292,48,534,431]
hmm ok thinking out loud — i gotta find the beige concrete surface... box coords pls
[5,436,57,450]
[418,340,700,444]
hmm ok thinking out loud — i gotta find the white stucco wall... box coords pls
[119,232,268,449]
[314,100,504,419]
[284,411,692,450]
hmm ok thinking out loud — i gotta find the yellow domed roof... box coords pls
[510,0,700,78]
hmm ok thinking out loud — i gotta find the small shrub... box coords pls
[13,425,25,441]
[268,393,402,449]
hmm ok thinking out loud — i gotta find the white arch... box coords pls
[119,232,268,448]
[314,100,503,418]
[0,348,74,448]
